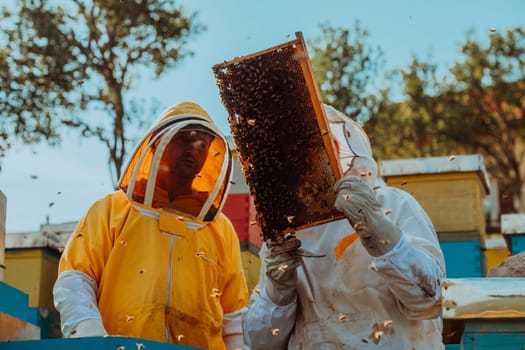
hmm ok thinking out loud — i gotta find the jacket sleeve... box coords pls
[222,307,247,350]
[53,270,103,337]
[373,187,445,319]
[53,193,119,336]
[243,244,297,350]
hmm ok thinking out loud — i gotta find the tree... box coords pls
[308,22,388,122]
[377,27,525,213]
[365,59,459,161]
[0,0,204,183]
[442,27,525,213]
[309,22,525,213]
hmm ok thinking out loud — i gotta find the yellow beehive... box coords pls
[381,154,491,243]
[241,250,262,293]
[483,233,510,273]
[4,229,71,311]
[4,248,60,311]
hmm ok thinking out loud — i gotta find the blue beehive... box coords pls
[0,336,201,349]
[440,239,483,278]
[501,213,525,255]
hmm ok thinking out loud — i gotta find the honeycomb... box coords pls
[213,32,343,240]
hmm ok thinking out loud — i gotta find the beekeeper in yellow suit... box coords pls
[244,104,446,349]
[53,101,249,349]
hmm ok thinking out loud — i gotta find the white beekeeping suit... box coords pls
[243,104,445,349]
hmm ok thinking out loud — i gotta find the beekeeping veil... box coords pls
[325,104,378,187]
[118,101,233,222]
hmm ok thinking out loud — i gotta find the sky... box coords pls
[1,0,524,233]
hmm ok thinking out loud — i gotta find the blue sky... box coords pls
[1,0,524,233]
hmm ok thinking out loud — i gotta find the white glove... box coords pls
[70,319,107,338]
[334,176,402,256]
[264,234,302,306]
[224,334,249,350]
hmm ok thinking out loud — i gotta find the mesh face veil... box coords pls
[324,104,378,187]
[118,101,233,222]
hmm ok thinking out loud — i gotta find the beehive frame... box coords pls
[213,32,343,241]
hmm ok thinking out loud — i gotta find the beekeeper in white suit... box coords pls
[243,104,446,349]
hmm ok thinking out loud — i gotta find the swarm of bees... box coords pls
[213,33,342,241]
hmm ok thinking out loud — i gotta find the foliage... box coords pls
[0,0,203,182]
[365,59,459,161]
[309,23,524,213]
[393,27,525,212]
[443,27,525,212]
[308,21,387,122]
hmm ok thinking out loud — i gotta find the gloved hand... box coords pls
[264,234,302,306]
[70,319,107,338]
[334,176,402,256]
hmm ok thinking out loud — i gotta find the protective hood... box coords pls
[325,104,378,186]
[119,101,233,222]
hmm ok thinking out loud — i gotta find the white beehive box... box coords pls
[501,213,525,235]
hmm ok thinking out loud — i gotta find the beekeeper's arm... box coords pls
[53,270,107,337]
[53,196,114,338]
[334,176,444,319]
[243,235,302,350]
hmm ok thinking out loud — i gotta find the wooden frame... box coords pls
[213,32,343,240]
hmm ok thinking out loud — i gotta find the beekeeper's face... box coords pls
[159,128,214,181]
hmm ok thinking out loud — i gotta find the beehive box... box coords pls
[439,238,483,277]
[223,192,261,291]
[5,248,60,312]
[483,233,510,274]
[213,32,343,241]
[4,231,68,311]
[501,213,525,255]
[461,320,525,350]
[381,154,491,240]
[442,278,525,349]
[221,138,263,291]
[0,336,199,349]
[241,249,262,293]
[0,191,6,281]
[0,282,40,341]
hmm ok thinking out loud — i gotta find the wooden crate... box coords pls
[381,154,490,240]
